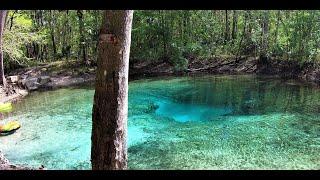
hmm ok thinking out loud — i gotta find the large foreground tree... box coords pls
[91,10,133,170]
[0,10,7,87]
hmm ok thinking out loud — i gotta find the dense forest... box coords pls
[2,10,320,73]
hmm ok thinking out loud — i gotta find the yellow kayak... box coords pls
[0,102,13,113]
[0,121,21,134]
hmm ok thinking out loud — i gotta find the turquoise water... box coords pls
[0,75,320,169]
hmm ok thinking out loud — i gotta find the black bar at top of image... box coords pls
[0,0,320,10]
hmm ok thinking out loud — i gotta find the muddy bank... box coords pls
[130,56,320,85]
[129,56,259,79]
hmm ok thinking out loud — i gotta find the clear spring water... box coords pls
[0,75,320,170]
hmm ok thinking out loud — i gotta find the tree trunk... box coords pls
[224,10,230,43]
[91,10,133,170]
[0,10,7,87]
[77,10,88,64]
[236,11,248,62]
[182,11,189,46]
[245,11,252,39]
[9,10,17,31]
[160,11,168,59]
[49,10,57,60]
[260,10,269,58]
[231,10,238,40]
[274,10,281,46]
[62,10,71,60]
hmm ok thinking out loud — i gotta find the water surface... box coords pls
[0,75,319,169]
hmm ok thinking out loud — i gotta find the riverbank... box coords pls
[0,60,96,104]
[130,56,320,86]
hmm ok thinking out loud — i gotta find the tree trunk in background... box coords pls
[91,10,133,170]
[182,11,189,46]
[236,11,248,62]
[274,10,281,46]
[160,11,168,59]
[245,11,253,39]
[231,10,238,40]
[9,10,17,31]
[261,10,269,58]
[62,10,71,60]
[0,10,7,87]
[77,10,88,64]
[94,10,101,61]
[49,10,57,60]
[224,10,230,43]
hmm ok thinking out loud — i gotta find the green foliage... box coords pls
[169,43,188,71]
[2,10,320,71]
[131,10,320,68]
[3,11,47,66]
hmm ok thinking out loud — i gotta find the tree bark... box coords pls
[91,10,133,170]
[0,10,7,87]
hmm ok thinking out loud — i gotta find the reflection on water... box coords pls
[0,75,319,169]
